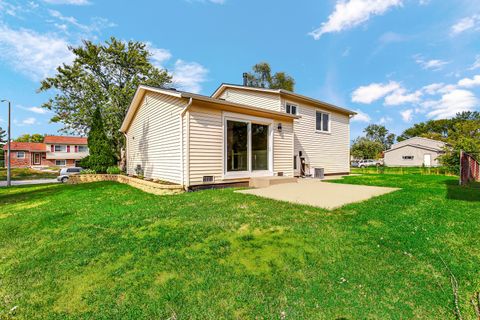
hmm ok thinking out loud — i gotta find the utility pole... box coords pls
[1,100,11,187]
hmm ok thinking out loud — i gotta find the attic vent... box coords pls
[203,176,214,183]
[314,168,324,179]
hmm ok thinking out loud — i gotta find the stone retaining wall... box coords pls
[68,174,184,195]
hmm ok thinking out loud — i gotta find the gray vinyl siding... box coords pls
[384,146,443,167]
[125,92,186,184]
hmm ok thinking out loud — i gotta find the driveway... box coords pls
[0,179,59,187]
[237,179,398,209]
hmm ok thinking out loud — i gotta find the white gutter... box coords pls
[180,97,193,190]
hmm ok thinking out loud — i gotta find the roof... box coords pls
[44,135,87,145]
[384,143,445,153]
[3,142,46,152]
[211,83,357,116]
[120,85,300,133]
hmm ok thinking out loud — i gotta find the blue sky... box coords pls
[0,0,479,140]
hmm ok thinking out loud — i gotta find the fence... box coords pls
[460,151,480,186]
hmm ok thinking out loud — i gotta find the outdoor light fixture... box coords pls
[277,123,282,132]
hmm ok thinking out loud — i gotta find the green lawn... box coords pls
[0,168,57,181]
[351,166,455,175]
[0,175,479,319]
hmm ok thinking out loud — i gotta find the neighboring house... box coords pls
[3,135,88,168]
[384,137,447,167]
[120,84,355,189]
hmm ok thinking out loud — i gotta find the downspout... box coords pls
[180,97,193,190]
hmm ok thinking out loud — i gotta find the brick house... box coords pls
[3,135,89,168]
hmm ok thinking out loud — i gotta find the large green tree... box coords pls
[82,108,117,172]
[351,137,384,160]
[39,37,172,158]
[245,62,295,91]
[363,124,396,150]
[14,133,44,143]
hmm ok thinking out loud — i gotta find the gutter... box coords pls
[180,97,193,190]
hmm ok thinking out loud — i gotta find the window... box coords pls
[316,111,330,132]
[54,145,67,152]
[403,156,414,160]
[78,145,88,152]
[285,103,298,115]
[55,160,66,166]
[17,151,25,158]
[67,168,80,173]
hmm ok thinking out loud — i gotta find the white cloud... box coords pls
[309,0,403,39]
[422,83,446,95]
[451,15,480,35]
[378,116,392,124]
[414,55,449,70]
[425,89,478,119]
[48,9,116,33]
[384,88,422,106]
[171,59,208,93]
[400,109,413,122]
[18,105,50,114]
[0,25,74,80]
[457,75,480,88]
[146,44,172,69]
[351,109,371,122]
[351,81,400,104]
[470,55,480,70]
[43,0,90,5]
[22,117,38,125]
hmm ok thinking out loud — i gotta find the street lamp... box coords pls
[1,99,11,187]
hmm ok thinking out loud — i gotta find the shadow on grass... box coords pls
[445,180,480,202]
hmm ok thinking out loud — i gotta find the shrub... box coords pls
[86,108,117,173]
[80,169,97,175]
[106,166,122,174]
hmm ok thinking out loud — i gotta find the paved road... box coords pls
[0,179,59,187]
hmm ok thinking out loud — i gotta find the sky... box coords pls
[0,0,479,140]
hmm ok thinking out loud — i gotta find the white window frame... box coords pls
[55,160,67,166]
[16,151,25,158]
[285,102,298,115]
[223,112,274,179]
[315,110,331,134]
[402,156,414,160]
[54,145,67,152]
[78,145,88,153]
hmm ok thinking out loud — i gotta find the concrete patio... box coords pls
[238,178,399,209]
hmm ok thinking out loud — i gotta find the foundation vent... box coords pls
[202,176,215,183]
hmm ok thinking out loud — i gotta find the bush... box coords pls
[106,166,122,174]
[80,169,97,175]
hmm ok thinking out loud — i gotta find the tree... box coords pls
[363,124,396,150]
[82,108,117,172]
[351,137,384,160]
[14,133,44,143]
[245,62,295,91]
[0,127,6,145]
[39,37,172,158]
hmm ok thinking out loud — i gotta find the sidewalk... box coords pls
[0,179,59,187]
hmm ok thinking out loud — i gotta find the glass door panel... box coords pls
[252,123,269,171]
[227,120,248,172]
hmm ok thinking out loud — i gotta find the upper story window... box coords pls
[285,103,298,115]
[54,145,67,152]
[316,111,330,132]
[78,145,88,153]
[17,151,25,158]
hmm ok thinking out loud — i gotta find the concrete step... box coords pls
[249,176,298,188]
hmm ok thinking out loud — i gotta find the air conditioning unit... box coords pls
[314,168,324,179]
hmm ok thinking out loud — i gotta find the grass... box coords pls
[351,166,456,176]
[0,168,57,181]
[0,175,479,319]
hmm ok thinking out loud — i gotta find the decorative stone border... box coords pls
[68,174,184,195]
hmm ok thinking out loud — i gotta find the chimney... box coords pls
[242,72,248,86]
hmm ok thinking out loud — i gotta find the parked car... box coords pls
[57,167,83,183]
[352,159,382,168]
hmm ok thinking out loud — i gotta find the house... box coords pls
[120,84,356,189]
[3,135,88,168]
[383,137,447,167]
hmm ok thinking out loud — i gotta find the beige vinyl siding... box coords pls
[283,99,350,175]
[187,104,294,186]
[188,105,224,185]
[220,88,282,112]
[126,92,186,184]
[273,121,294,176]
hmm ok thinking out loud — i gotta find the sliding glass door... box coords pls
[226,119,271,174]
